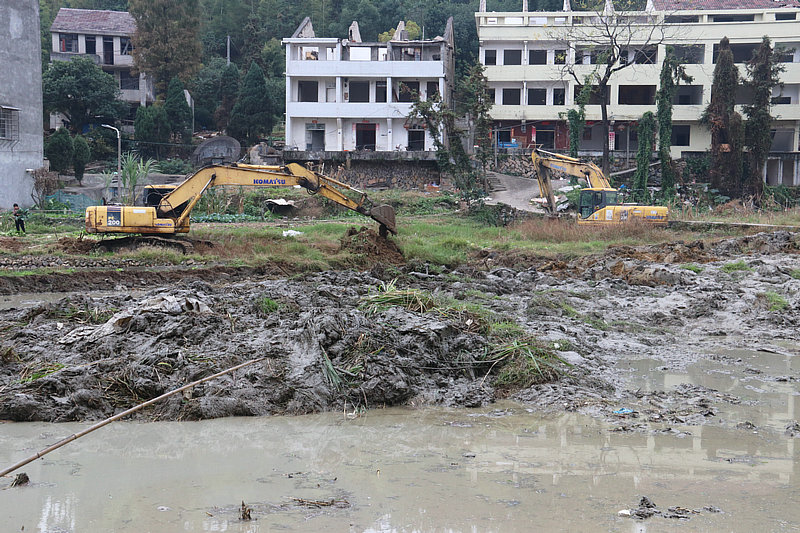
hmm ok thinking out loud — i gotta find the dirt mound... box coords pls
[340,226,404,264]
[54,236,95,255]
[0,237,24,252]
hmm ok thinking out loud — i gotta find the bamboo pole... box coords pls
[0,356,266,479]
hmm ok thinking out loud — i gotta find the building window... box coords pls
[120,37,133,55]
[487,88,496,103]
[502,88,521,105]
[554,49,566,64]
[0,107,20,141]
[633,47,657,64]
[59,33,78,53]
[427,81,439,100]
[671,125,691,146]
[776,12,797,20]
[529,50,547,65]
[553,87,565,105]
[376,81,387,103]
[298,81,318,102]
[85,35,96,55]
[665,15,699,23]
[485,50,497,65]
[713,42,760,63]
[408,127,425,151]
[618,85,656,105]
[504,49,522,65]
[673,85,703,105]
[349,81,370,102]
[527,88,546,105]
[119,70,139,90]
[673,45,704,64]
[398,81,420,102]
[574,85,608,104]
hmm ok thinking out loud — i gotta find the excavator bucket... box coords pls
[369,204,397,236]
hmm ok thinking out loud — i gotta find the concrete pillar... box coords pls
[337,118,343,151]
[336,76,342,103]
[387,118,393,151]
[387,76,393,102]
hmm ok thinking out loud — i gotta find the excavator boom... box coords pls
[86,163,397,236]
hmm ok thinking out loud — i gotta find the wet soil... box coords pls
[0,230,798,429]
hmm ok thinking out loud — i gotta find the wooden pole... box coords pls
[0,357,265,479]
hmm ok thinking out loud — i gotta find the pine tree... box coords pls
[46,128,74,175]
[632,112,656,203]
[214,63,240,132]
[129,0,202,95]
[164,77,192,142]
[134,105,170,159]
[656,46,691,199]
[73,135,91,186]
[462,64,492,184]
[743,37,784,200]
[228,63,273,145]
[702,37,743,198]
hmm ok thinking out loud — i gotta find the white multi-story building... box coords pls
[282,17,454,155]
[476,0,800,185]
[50,8,154,129]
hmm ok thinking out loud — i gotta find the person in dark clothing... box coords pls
[13,204,25,233]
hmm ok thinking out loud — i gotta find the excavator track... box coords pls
[94,236,214,255]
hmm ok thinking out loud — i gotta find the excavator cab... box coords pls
[578,189,620,219]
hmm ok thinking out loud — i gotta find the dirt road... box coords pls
[484,171,542,212]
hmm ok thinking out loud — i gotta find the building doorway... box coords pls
[305,123,325,151]
[356,123,376,150]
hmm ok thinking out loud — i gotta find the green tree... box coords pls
[214,63,240,131]
[72,134,91,186]
[164,77,192,142]
[43,57,125,133]
[189,57,228,129]
[129,0,202,95]
[632,112,655,203]
[228,62,273,145]
[261,38,285,79]
[46,128,74,175]
[743,36,784,200]
[134,105,170,159]
[702,37,743,198]
[656,46,692,199]
[567,78,592,158]
[378,20,421,42]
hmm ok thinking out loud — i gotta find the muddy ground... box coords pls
[0,230,798,433]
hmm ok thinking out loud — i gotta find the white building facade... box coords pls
[50,8,154,129]
[476,0,800,185]
[282,18,455,154]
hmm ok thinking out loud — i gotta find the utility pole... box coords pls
[101,124,121,175]
[227,35,231,65]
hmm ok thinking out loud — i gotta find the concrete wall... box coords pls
[0,0,42,208]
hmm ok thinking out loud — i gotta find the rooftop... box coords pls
[51,8,135,36]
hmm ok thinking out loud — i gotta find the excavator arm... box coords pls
[86,163,397,236]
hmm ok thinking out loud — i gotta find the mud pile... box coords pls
[0,230,798,427]
[340,226,404,264]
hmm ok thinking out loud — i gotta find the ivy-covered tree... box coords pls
[228,63,273,145]
[632,111,656,203]
[703,37,744,198]
[129,0,202,95]
[656,46,691,199]
[72,134,91,186]
[134,105,170,159]
[43,57,125,133]
[164,77,193,142]
[460,63,493,185]
[46,128,74,175]
[743,36,784,200]
[567,78,592,158]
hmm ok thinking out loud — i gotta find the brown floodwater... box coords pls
[2,392,799,532]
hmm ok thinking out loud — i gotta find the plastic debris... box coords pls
[613,408,634,415]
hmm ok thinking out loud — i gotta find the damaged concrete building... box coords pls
[476,0,800,186]
[282,17,455,158]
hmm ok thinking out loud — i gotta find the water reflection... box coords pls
[2,405,799,532]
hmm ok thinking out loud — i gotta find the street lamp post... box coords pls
[101,124,121,175]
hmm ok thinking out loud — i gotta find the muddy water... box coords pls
[2,400,799,532]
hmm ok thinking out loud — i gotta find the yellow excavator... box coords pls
[531,149,668,225]
[85,162,397,239]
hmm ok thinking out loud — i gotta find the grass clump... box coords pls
[761,291,789,312]
[19,361,65,383]
[721,260,752,273]
[485,339,569,389]
[790,269,800,280]
[681,263,704,273]
[255,296,281,315]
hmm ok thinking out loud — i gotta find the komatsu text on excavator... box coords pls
[531,149,668,225]
[85,162,397,237]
